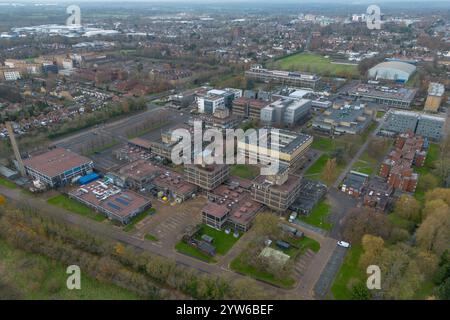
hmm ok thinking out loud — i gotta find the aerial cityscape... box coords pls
[0,0,449,305]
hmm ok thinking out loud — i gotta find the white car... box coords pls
[337,241,351,248]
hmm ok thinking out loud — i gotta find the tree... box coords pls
[342,208,392,244]
[367,138,388,160]
[322,158,337,185]
[350,282,372,300]
[425,188,450,207]
[359,234,384,269]
[395,195,421,222]
[418,174,439,192]
[436,278,450,300]
[416,208,450,256]
[253,213,281,238]
[422,199,449,220]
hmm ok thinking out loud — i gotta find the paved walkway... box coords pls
[0,185,345,299]
[332,119,385,189]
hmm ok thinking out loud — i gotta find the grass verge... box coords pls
[47,195,106,222]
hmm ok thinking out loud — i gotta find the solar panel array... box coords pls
[107,202,122,211]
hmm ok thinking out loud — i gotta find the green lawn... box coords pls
[279,236,321,257]
[175,241,216,263]
[195,224,241,255]
[123,208,155,232]
[295,236,321,253]
[331,245,365,299]
[47,195,106,222]
[0,177,17,189]
[351,139,392,177]
[269,53,359,78]
[351,160,374,176]
[0,240,140,300]
[230,254,295,289]
[305,154,330,175]
[376,111,386,118]
[413,143,441,202]
[175,225,240,262]
[311,137,336,152]
[298,200,333,231]
[230,164,260,180]
[145,234,158,242]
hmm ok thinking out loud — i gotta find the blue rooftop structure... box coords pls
[79,172,100,185]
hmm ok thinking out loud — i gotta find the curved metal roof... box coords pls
[370,61,417,75]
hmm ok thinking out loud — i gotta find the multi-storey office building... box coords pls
[260,98,312,126]
[232,97,270,120]
[237,128,313,172]
[381,110,446,141]
[184,164,230,191]
[252,169,303,212]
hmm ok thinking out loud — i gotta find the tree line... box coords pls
[0,204,267,300]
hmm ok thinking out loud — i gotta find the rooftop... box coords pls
[117,159,161,181]
[23,147,92,178]
[349,83,417,102]
[69,180,151,218]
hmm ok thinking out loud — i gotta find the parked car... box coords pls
[289,212,298,223]
[337,241,351,248]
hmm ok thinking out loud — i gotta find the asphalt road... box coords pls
[0,184,343,299]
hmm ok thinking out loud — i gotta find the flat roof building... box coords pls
[204,181,262,232]
[107,159,161,189]
[313,103,373,135]
[252,168,303,212]
[348,83,417,109]
[151,171,197,202]
[424,82,445,113]
[381,110,446,141]
[23,147,94,188]
[237,128,313,172]
[197,88,242,114]
[245,64,320,89]
[185,164,230,191]
[261,98,312,126]
[68,180,151,224]
[232,97,270,121]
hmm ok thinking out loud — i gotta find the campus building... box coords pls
[260,98,312,126]
[347,83,417,109]
[381,110,446,141]
[184,164,230,191]
[424,82,445,113]
[202,180,262,232]
[232,97,270,120]
[312,103,373,135]
[245,64,320,89]
[107,159,161,190]
[197,88,242,114]
[368,61,417,83]
[237,128,313,172]
[68,180,151,224]
[23,147,94,188]
[191,107,242,130]
[252,168,303,212]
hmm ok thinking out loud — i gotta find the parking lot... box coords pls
[130,196,207,248]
